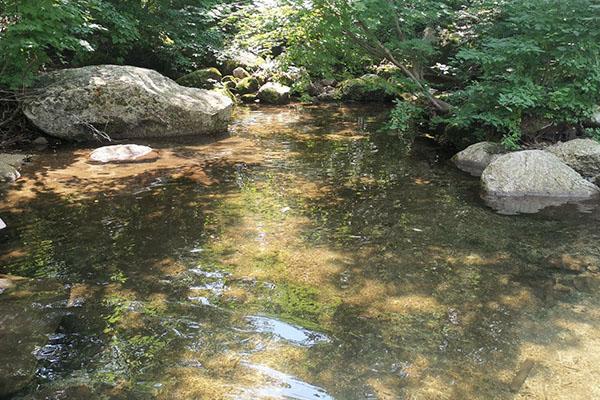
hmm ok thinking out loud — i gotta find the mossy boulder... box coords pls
[257,82,291,105]
[339,74,397,102]
[236,77,259,95]
[176,67,222,89]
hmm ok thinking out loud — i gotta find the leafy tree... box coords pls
[0,0,90,88]
[444,0,600,147]
[0,0,236,89]
[286,0,466,111]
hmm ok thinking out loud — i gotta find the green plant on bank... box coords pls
[385,100,424,143]
[443,0,600,146]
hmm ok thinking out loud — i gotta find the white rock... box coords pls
[90,144,158,163]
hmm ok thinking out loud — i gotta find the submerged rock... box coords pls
[452,141,506,176]
[23,65,233,141]
[0,153,29,182]
[547,139,600,183]
[0,275,67,397]
[257,82,291,105]
[481,150,600,213]
[89,144,158,163]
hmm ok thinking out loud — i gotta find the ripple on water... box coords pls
[246,315,329,347]
[239,362,334,400]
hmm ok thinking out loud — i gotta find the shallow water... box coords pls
[1,104,600,399]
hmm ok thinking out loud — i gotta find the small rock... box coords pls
[32,136,49,146]
[232,67,251,79]
[257,82,291,105]
[89,144,158,164]
[0,163,19,182]
[452,141,506,176]
[0,153,28,182]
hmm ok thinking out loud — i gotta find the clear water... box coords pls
[1,104,599,399]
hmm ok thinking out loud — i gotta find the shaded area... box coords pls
[1,104,599,399]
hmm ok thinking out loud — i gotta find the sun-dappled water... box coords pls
[1,104,599,399]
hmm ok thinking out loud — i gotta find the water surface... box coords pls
[1,104,599,399]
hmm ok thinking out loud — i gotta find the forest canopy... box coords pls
[1,0,600,147]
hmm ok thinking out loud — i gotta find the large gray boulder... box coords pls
[452,141,506,176]
[482,150,600,198]
[0,275,67,397]
[23,65,233,141]
[481,150,600,214]
[547,139,600,183]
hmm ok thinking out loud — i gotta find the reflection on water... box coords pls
[1,104,600,399]
[246,315,330,346]
[240,362,334,400]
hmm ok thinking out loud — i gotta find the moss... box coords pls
[235,77,259,95]
[177,67,222,89]
[221,75,237,84]
[222,80,237,91]
[212,87,237,103]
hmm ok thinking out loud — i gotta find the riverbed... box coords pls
[1,104,599,399]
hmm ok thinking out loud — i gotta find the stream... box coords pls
[1,104,599,399]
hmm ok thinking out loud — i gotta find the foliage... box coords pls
[444,0,600,145]
[0,0,90,88]
[586,128,600,143]
[386,100,424,142]
[0,0,235,89]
